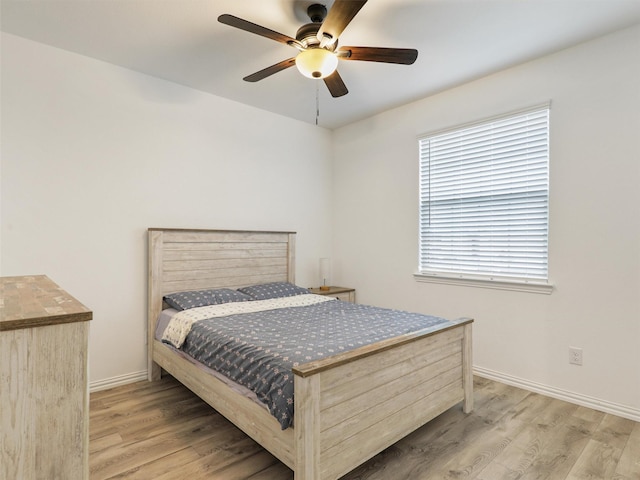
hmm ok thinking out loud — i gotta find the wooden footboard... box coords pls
[293,319,473,480]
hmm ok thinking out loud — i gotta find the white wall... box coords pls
[332,25,640,419]
[1,33,334,386]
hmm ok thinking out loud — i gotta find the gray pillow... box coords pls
[163,288,251,311]
[238,282,309,300]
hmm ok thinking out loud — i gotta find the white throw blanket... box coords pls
[162,293,334,348]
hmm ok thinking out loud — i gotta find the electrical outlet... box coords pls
[569,347,583,366]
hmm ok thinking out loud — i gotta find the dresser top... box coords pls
[0,275,92,331]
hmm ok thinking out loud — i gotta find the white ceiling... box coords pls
[2,0,640,129]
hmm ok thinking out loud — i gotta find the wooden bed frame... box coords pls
[147,228,473,480]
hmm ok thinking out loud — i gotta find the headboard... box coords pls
[147,228,296,375]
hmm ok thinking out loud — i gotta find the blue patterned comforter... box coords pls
[179,298,449,429]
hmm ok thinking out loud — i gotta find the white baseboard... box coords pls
[89,370,148,393]
[474,366,640,423]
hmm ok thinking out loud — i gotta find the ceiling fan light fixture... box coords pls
[295,48,338,79]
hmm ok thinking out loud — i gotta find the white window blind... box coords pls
[418,106,549,281]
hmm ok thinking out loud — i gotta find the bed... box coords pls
[147,228,473,480]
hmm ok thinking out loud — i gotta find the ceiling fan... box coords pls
[218,0,418,98]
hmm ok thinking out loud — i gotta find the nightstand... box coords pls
[308,286,356,303]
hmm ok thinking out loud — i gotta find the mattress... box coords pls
[158,295,450,429]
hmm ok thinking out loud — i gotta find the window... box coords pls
[417,105,550,291]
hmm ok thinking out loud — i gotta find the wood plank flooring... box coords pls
[90,375,640,480]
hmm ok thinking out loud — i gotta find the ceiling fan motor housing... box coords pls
[296,23,321,47]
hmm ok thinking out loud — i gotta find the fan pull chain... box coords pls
[315,81,320,126]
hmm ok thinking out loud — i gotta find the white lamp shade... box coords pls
[295,48,339,79]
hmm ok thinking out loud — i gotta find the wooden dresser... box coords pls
[0,275,92,480]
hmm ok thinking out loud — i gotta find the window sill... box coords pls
[413,272,554,295]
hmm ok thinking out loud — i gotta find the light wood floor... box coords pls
[90,375,640,480]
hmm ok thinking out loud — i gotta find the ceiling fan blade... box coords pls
[338,46,418,65]
[317,0,367,44]
[218,14,298,46]
[243,58,297,82]
[323,70,349,98]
